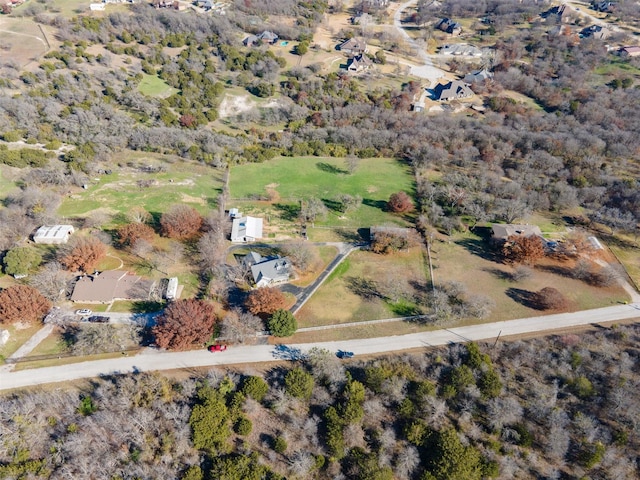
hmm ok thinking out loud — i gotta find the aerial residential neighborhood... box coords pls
[0,0,639,477]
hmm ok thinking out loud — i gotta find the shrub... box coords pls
[274,436,287,454]
[267,309,297,337]
[387,191,414,213]
[241,376,269,402]
[284,367,314,399]
[234,416,252,436]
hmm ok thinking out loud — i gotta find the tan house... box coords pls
[338,37,368,55]
[491,224,542,242]
[71,271,154,303]
[619,46,640,57]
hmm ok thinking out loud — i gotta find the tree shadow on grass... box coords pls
[321,198,343,213]
[362,198,388,211]
[274,203,300,222]
[484,267,515,282]
[505,287,543,310]
[455,236,500,262]
[536,264,574,278]
[346,276,384,301]
[316,162,347,175]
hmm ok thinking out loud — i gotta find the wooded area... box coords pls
[1,328,638,479]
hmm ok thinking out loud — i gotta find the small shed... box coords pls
[231,216,263,243]
[166,277,178,300]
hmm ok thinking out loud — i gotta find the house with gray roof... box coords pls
[463,69,493,84]
[243,31,279,47]
[245,252,292,288]
[432,80,474,101]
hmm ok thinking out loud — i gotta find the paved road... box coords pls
[1,303,639,391]
[393,0,444,81]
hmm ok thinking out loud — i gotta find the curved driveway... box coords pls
[1,302,639,391]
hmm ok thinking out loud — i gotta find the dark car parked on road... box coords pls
[87,316,110,323]
[336,350,354,359]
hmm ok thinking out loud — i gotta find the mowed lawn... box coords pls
[229,157,415,228]
[138,74,178,98]
[58,156,224,217]
[296,248,428,327]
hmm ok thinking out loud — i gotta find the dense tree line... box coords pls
[1,327,639,478]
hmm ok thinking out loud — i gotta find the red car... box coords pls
[208,344,228,352]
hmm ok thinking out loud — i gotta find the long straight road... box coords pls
[1,303,639,391]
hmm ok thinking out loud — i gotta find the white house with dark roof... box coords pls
[433,80,474,101]
[231,216,263,243]
[346,53,373,73]
[245,252,292,287]
[33,225,75,244]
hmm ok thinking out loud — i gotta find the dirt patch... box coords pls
[218,94,258,119]
[180,193,206,205]
[0,17,49,69]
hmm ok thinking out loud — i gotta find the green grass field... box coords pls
[229,156,415,229]
[58,154,224,218]
[296,248,427,327]
[138,74,178,98]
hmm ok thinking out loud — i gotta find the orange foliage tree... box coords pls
[245,287,287,316]
[0,285,51,325]
[535,287,568,311]
[116,223,155,248]
[60,237,107,273]
[502,235,545,266]
[160,205,203,240]
[387,191,414,213]
[152,299,218,350]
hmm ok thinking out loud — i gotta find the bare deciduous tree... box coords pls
[219,309,263,343]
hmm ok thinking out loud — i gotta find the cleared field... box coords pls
[434,230,629,321]
[138,74,178,98]
[58,154,225,218]
[229,156,415,230]
[296,248,427,327]
[0,17,49,68]
[0,324,42,361]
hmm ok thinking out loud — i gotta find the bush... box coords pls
[267,309,297,337]
[241,376,269,402]
[273,436,287,454]
[234,416,252,436]
[284,367,314,399]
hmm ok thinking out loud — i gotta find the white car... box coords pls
[75,309,92,316]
